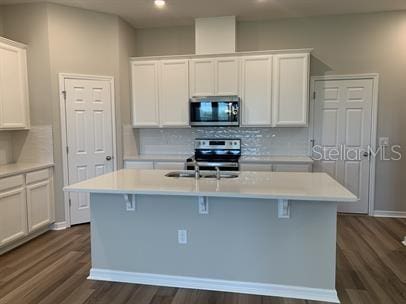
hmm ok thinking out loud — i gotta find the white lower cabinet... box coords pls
[26,180,52,233]
[154,162,185,170]
[272,164,312,172]
[124,161,154,169]
[240,163,312,172]
[0,167,54,250]
[124,160,185,170]
[0,187,27,246]
[240,163,273,172]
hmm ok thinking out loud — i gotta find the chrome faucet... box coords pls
[193,160,200,179]
[215,166,221,180]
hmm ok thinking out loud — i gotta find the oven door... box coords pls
[190,100,240,126]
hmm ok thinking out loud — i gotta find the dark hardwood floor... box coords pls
[0,215,405,304]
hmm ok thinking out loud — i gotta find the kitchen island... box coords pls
[65,169,357,303]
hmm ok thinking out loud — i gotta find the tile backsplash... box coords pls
[137,127,310,156]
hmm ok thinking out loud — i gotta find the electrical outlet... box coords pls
[178,230,187,244]
[198,196,209,214]
[379,137,389,147]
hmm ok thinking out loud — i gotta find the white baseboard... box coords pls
[88,268,340,303]
[50,221,67,230]
[373,210,406,218]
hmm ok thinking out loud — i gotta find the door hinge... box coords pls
[66,146,69,154]
[62,90,67,100]
[69,198,72,207]
[313,91,316,100]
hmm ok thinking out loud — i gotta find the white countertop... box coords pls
[65,169,357,202]
[240,155,313,164]
[124,154,313,164]
[0,162,54,178]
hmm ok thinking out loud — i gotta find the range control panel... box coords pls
[195,139,241,150]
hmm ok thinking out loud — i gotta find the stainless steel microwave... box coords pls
[189,96,240,127]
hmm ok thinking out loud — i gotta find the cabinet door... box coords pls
[189,58,215,97]
[131,61,160,127]
[0,187,27,246]
[154,162,186,170]
[240,163,273,172]
[272,164,312,172]
[124,161,154,169]
[240,56,273,126]
[215,57,239,96]
[272,53,310,127]
[26,180,52,232]
[159,60,189,127]
[0,42,30,129]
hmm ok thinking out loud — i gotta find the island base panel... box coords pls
[89,194,339,303]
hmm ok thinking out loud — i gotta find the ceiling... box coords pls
[1,0,406,28]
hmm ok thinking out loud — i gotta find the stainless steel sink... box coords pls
[165,171,239,179]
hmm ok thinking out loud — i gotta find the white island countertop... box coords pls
[65,169,357,202]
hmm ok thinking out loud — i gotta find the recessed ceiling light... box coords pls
[154,0,166,8]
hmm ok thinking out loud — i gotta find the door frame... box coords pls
[59,73,117,227]
[309,74,379,216]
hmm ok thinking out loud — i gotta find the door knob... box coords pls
[106,156,112,161]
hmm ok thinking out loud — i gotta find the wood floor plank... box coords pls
[0,215,405,304]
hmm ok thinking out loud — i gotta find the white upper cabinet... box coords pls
[0,40,30,130]
[159,60,189,127]
[240,55,273,127]
[272,53,310,127]
[131,61,160,127]
[189,57,239,97]
[189,58,215,96]
[215,57,239,96]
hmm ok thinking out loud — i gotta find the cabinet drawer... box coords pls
[272,164,312,172]
[26,169,50,184]
[124,161,154,170]
[0,175,24,192]
[154,162,185,170]
[240,163,273,172]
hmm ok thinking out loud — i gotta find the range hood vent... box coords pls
[195,16,236,55]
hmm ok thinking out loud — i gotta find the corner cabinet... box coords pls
[131,59,189,128]
[0,39,30,130]
[272,53,310,127]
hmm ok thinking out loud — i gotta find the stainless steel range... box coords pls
[186,139,241,171]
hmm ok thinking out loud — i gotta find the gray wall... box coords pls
[134,11,406,213]
[1,3,137,222]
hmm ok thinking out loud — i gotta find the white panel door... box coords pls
[0,42,29,129]
[65,78,114,225]
[159,60,189,127]
[273,53,309,127]
[26,180,52,232]
[215,57,239,96]
[0,187,27,246]
[313,79,373,213]
[131,61,160,127]
[189,58,215,96]
[240,56,273,126]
